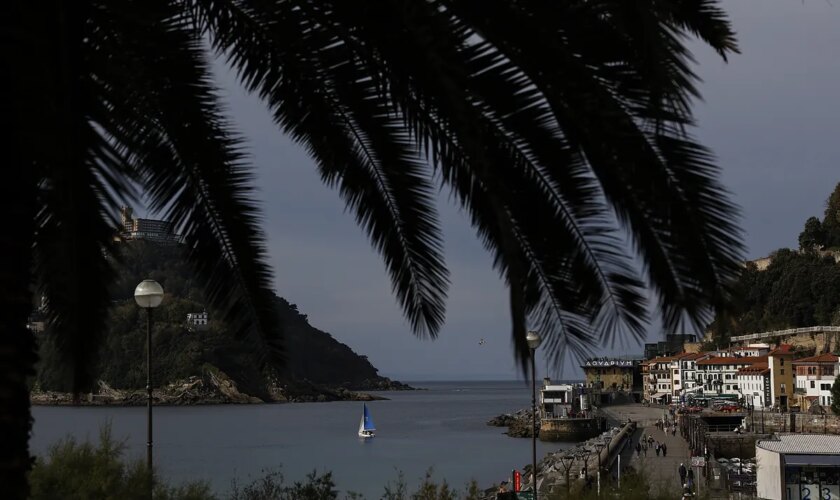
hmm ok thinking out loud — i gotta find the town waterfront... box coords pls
[31,381,572,498]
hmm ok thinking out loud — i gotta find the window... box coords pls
[781,369,785,375]
[781,384,786,394]
[822,384,831,391]
[811,381,816,389]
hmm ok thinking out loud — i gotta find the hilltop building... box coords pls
[119,206,180,245]
[186,311,209,332]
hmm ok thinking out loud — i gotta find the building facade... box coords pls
[736,363,771,409]
[793,354,839,409]
[647,356,674,403]
[119,206,180,244]
[768,344,795,411]
[756,434,840,500]
[695,356,766,398]
[186,311,209,332]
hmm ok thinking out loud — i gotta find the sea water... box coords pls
[31,381,573,498]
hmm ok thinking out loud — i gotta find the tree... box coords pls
[2,1,741,496]
[799,216,826,251]
[822,183,840,248]
[832,374,840,416]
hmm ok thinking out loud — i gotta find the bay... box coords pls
[31,381,573,498]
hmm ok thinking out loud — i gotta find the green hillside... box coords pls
[707,182,840,344]
[34,240,399,399]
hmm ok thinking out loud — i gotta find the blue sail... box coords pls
[363,403,376,431]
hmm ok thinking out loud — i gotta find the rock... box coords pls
[488,408,539,438]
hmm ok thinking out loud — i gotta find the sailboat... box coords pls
[358,403,376,438]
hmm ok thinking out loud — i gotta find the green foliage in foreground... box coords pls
[28,428,483,500]
[28,426,212,500]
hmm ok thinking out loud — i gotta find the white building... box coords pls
[793,354,839,409]
[736,363,770,409]
[186,311,209,332]
[541,380,576,418]
[695,356,766,398]
[648,356,675,403]
[674,352,706,400]
[756,434,840,500]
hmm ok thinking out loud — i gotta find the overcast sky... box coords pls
[207,1,840,381]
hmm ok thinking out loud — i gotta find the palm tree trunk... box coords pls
[0,168,38,498]
[4,158,41,495]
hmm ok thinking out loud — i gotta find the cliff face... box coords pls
[34,240,406,400]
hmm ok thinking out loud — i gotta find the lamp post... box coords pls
[134,279,164,497]
[593,442,605,496]
[559,454,575,496]
[577,450,591,480]
[526,330,542,499]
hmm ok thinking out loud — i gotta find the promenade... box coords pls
[602,404,701,497]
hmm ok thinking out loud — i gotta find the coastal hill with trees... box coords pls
[33,241,407,403]
[707,183,840,345]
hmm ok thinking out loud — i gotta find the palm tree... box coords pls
[1,0,741,496]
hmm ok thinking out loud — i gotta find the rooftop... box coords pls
[768,344,794,356]
[697,355,767,366]
[737,363,769,375]
[757,434,840,455]
[792,353,839,364]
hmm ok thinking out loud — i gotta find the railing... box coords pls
[731,325,840,342]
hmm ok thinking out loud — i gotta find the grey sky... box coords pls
[210,1,840,381]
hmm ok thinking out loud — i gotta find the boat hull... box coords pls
[358,430,375,438]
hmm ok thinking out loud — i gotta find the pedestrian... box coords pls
[635,442,641,458]
[679,463,687,484]
[655,442,661,456]
[672,425,677,437]
[662,443,668,457]
[642,442,648,456]
[687,468,695,489]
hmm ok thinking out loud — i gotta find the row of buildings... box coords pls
[578,341,839,412]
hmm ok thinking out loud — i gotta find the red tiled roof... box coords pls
[738,363,769,375]
[697,355,767,366]
[793,354,839,364]
[769,344,794,356]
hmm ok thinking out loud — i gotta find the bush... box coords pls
[29,426,484,500]
[28,424,215,500]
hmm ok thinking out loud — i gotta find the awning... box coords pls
[805,396,819,401]
[650,392,667,399]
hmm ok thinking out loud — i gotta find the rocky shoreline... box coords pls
[30,368,416,406]
[487,408,538,437]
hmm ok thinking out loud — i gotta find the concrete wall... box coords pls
[747,412,840,434]
[756,446,782,500]
[540,418,604,442]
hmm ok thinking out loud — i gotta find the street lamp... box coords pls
[593,442,606,496]
[526,330,542,500]
[577,450,592,479]
[134,279,164,496]
[559,454,575,496]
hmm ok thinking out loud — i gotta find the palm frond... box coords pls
[91,0,281,366]
[191,0,451,337]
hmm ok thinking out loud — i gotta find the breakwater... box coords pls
[485,421,635,498]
